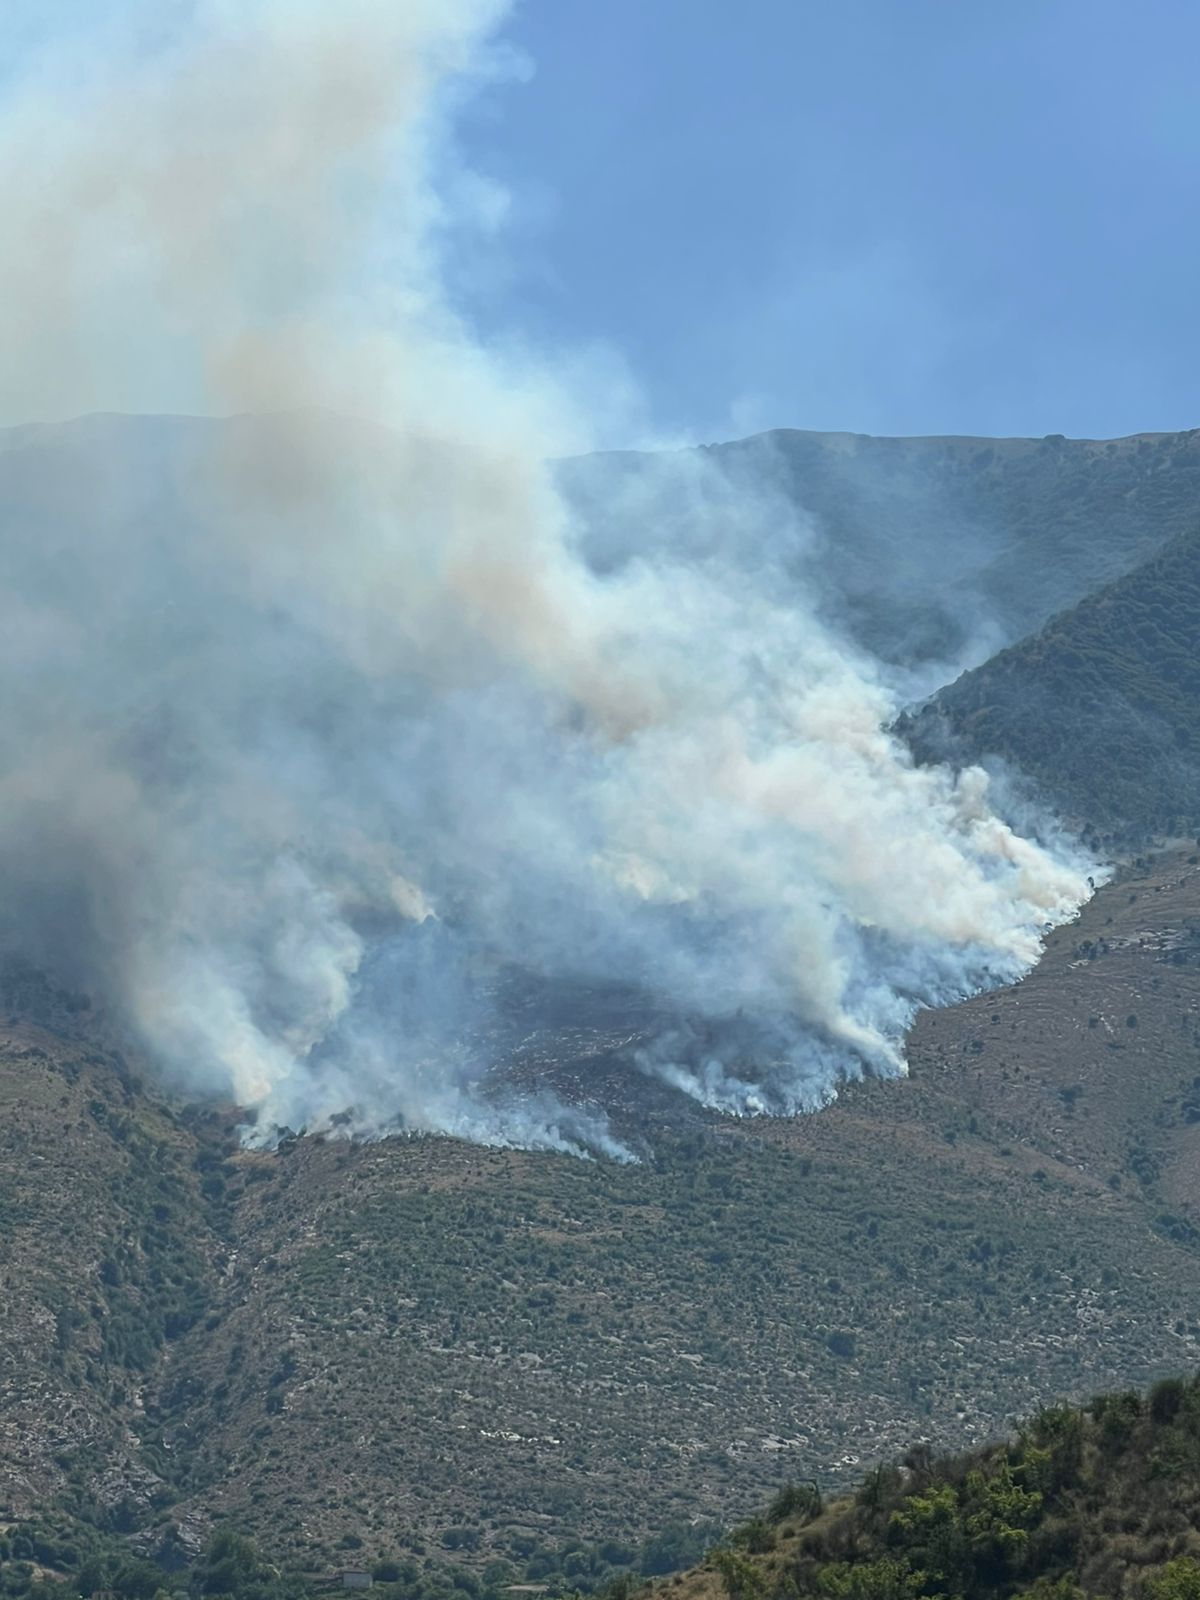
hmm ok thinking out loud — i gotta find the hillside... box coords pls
[5,414,1200,1587]
[5,849,1200,1581]
[6,416,1200,688]
[13,1384,1200,1600]
[560,427,1200,669]
[899,527,1200,839]
[0,971,226,1532]
[667,1375,1200,1600]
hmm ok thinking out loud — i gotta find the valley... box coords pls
[2,9,1198,1599]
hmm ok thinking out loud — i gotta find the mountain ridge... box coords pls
[559,423,1200,669]
[899,524,1200,841]
[4,414,1200,1588]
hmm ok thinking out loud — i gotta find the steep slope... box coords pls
[6,414,1200,1577]
[0,969,222,1526]
[560,426,1200,669]
[669,1376,1200,1600]
[7,850,1200,1576]
[900,527,1200,839]
[14,1376,1200,1600]
[16,1376,1200,1600]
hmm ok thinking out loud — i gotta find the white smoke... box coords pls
[0,0,1092,1155]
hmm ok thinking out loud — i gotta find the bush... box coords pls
[712,1548,766,1600]
[1150,1379,1186,1425]
[1145,1558,1200,1600]
[767,1483,822,1526]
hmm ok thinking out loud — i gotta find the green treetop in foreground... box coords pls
[696,1375,1200,1600]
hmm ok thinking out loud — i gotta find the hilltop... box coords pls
[899,526,1200,840]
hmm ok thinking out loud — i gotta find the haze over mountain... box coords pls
[6,394,1199,1592]
[560,426,1200,683]
[21,0,1200,1165]
[5,846,1200,1579]
[5,6,1200,1600]
[3,407,1198,1157]
[901,524,1200,841]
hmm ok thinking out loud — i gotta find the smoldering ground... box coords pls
[0,1,1093,1155]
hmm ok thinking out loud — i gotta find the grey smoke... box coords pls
[0,1,1092,1155]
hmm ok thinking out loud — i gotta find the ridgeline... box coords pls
[900,527,1200,843]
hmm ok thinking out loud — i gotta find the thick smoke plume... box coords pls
[0,1,1091,1154]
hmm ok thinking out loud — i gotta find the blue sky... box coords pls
[457,0,1200,442]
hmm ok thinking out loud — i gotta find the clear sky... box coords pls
[456,0,1200,442]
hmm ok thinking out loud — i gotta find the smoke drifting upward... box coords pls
[0,1,1091,1155]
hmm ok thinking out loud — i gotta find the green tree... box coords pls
[1146,1559,1200,1600]
[888,1485,971,1596]
[816,1559,920,1599]
[712,1547,766,1600]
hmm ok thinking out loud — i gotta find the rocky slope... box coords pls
[5,413,1200,1579]
[4,849,1200,1575]
[668,1374,1200,1600]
